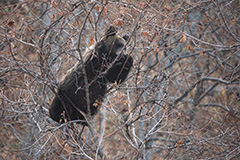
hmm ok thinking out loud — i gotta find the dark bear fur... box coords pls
[49,26,133,124]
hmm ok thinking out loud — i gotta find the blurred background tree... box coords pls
[0,0,239,159]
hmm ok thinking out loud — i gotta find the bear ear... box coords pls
[106,26,117,36]
[123,35,129,41]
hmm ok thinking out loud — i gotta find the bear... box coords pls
[49,26,133,124]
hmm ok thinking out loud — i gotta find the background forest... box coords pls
[0,0,239,159]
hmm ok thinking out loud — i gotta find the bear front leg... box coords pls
[106,55,133,84]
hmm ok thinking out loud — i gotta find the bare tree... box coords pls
[1,0,239,159]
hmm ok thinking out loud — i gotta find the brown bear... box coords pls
[49,26,133,124]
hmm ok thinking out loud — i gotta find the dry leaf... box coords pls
[114,18,123,26]
[221,90,226,98]
[199,50,203,56]
[181,35,186,43]
[89,38,95,46]
[51,14,55,20]
[139,2,146,8]
[73,20,78,27]
[176,140,183,147]
[142,31,148,36]
[7,20,15,28]
[94,5,100,11]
